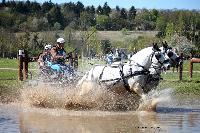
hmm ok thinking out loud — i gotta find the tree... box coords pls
[102,2,111,16]
[96,5,103,15]
[85,5,95,14]
[30,1,41,13]
[41,1,54,13]
[80,11,95,30]
[120,8,127,19]
[165,22,175,41]
[0,28,9,57]
[150,9,159,22]
[87,27,101,57]
[96,15,110,30]
[128,6,136,20]
[62,2,77,27]
[156,15,167,37]
[47,5,64,28]
[116,6,120,12]
[64,25,78,54]
[176,13,185,36]
[74,1,84,17]
[79,27,99,57]
[193,31,200,50]
[127,6,137,30]
[53,22,61,30]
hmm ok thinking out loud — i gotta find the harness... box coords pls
[97,50,162,93]
[98,63,150,93]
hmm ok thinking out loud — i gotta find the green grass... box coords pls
[0,58,18,68]
[0,70,18,80]
[158,60,200,95]
[0,58,22,102]
[182,60,200,71]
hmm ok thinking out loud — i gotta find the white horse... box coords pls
[77,44,168,97]
[160,42,180,68]
[142,43,180,93]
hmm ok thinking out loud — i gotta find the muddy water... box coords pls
[1,87,200,133]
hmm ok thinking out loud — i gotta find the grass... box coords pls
[0,70,18,80]
[0,58,22,102]
[158,60,200,95]
[0,58,18,68]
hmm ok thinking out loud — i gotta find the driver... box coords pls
[54,37,67,65]
[49,38,74,77]
[37,44,51,68]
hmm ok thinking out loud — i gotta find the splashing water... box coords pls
[137,88,173,111]
[21,80,144,111]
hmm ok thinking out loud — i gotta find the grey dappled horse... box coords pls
[77,44,168,98]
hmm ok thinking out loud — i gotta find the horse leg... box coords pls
[129,79,145,98]
[77,69,97,96]
[78,81,94,96]
[134,82,145,98]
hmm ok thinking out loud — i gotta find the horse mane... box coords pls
[130,47,155,67]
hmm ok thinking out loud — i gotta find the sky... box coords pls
[31,0,200,10]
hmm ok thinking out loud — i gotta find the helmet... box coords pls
[57,38,65,44]
[44,44,52,50]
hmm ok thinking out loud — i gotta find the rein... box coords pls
[99,51,156,83]
[99,69,150,83]
[97,50,161,93]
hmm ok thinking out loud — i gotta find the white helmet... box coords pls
[44,44,52,50]
[57,38,65,43]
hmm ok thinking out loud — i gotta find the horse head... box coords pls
[148,43,170,75]
[129,43,165,70]
[160,41,180,67]
[127,43,167,95]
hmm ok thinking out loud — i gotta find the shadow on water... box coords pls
[0,117,11,123]
[157,107,200,113]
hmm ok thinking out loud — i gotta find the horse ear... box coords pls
[153,43,161,51]
[162,41,168,48]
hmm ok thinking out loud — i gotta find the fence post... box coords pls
[23,50,28,80]
[18,50,24,81]
[189,59,193,78]
[179,53,183,81]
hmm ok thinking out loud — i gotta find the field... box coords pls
[32,30,158,43]
[89,31,157,42]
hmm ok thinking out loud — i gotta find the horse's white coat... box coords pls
[77,46,166,97]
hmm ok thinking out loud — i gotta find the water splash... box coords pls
[137,88,173,111]
[21,81,142,111]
